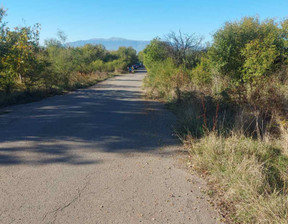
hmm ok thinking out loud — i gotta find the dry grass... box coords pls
[186,133,288,223]
[163,85,288,223]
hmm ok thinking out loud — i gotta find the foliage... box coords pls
[0,18,42,92]
[241,34,279,83]
[142,38,171,72]
[144,58,178,100]
[0,9,138,102]
[208,17,286,84]
[142,17,288,223]
[143,34,202,101]
[191,56,212,86]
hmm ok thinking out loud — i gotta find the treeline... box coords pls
[142,17,288,223]
[0,8,138,105]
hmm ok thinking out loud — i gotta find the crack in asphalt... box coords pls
[42,182,90,224]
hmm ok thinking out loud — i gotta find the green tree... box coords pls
[0,8,42,92]
[0,8,7,67]
[72,44,107,74]
[44,31,77,87]
[241,33,280,83]
[112,47,138,71]
[209,17,286,83]
[142,38,171,72]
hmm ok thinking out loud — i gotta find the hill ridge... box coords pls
[67,37,150,52]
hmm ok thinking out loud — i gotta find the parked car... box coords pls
[132,64,139,69]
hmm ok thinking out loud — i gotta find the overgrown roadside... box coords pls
[141,17,288,223]
[0,72,114,108]
[167,98,288,223]
[0,8,139,108]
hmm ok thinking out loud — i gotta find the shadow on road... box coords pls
[0,78,179,166]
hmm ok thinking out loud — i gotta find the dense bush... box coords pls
[144,17,288,138]
[0,8,138,105]
[209,17,287,83]
[143,34,202,101]
[143,17,288,223]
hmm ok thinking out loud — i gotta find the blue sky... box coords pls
[1,0,288,44]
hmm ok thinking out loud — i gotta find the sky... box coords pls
[1,0,288,44]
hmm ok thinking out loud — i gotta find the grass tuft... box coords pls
[186,133,288,223]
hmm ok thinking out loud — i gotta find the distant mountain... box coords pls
[67,37,150,52]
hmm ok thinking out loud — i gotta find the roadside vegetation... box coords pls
[0,8,138,107]
[142,17,288,223]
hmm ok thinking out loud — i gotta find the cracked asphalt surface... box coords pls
[0,70,220,224]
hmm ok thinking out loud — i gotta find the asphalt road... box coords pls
[0,69,220,224]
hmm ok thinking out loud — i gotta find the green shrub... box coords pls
[191,57,212,86]
[208,17,286,84]
[144,58,180,100]
[91,59,104,72]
